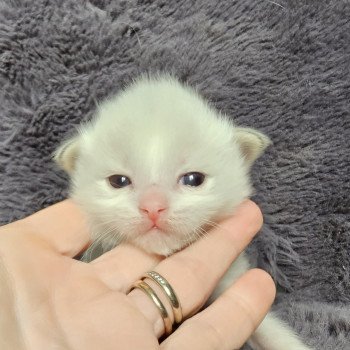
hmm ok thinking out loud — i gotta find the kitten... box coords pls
[55,75,312,350]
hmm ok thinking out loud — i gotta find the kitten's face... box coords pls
[55,77,269,256]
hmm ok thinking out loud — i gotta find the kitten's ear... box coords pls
[53,136,80,174]
[234,127,271,166]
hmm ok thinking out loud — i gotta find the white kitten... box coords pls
[55,75,312,350]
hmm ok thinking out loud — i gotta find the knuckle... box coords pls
[224,291,257,333]
[173,254,211,286]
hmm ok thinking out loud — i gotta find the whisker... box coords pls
[82,224,119,261]
[201,219,230,234]
[265,0,285,9]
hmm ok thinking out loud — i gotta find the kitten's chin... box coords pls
[131,228,185,256]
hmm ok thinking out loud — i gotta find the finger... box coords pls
[161,269,276,350]
[156,200,262,314]
[2,200,90,257]
[91,243,162,291]
[128,200,263,335]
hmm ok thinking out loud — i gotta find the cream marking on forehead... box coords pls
[144,133,166,183]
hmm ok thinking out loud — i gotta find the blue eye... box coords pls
[179,172,205,187]
[108,175,132,188]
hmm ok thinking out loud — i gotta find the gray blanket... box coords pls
[0,0,349,348]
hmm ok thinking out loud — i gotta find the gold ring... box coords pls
[144,271,183,324]
[132,280,173,335]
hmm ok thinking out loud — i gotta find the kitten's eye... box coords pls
[179,172,205,187]
[108,175,132,188]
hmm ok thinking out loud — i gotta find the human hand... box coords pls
[0,200,275,350]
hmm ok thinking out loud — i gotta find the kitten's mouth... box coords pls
[132,226,180,256]
[143,220,167,234]
[146,225,165,235]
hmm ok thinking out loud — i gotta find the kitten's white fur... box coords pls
[55,75,312,350]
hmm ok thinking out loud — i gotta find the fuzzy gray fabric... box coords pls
[0,0,349,348]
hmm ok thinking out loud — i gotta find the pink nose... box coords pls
[139,206,166,223]
[139,188,168,223]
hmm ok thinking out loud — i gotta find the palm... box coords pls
[3,235,157,350]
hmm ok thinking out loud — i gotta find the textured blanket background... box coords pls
[0,0,349,348]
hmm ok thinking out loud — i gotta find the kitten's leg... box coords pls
[248,312,313,350]
[208,252,250,304]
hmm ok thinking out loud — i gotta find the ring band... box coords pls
[132,280,173,335]
[144,271,183,324]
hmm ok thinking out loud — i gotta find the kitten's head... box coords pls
[55,76,271,256]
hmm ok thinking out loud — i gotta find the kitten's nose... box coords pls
[139,188,168,223]
[140,206,167,223]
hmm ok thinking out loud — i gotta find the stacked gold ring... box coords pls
[132,271,183,336]
[132,280,173,335]
[144,271,183,324]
